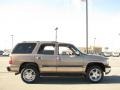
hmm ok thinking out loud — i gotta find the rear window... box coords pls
[12,43,36,54]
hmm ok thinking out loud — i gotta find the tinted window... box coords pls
[12,43,36,54]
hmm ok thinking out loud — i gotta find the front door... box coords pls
[57,44,84,73]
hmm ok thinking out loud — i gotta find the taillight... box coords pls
[9,56,13,64]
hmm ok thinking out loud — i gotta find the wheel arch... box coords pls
[85,62,105,72]
[19,62,40,73]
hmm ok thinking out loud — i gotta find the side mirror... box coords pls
[76,51,80,56]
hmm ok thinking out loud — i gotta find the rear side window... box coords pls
[37,44,55,55]
[12,43,36,54]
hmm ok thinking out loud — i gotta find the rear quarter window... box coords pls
[12,43,36,54]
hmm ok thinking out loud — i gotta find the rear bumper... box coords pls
[105,66,111,74]
[6,65,19,72]
[7,66,11,71]
[7,66,20,75]
[7,65,19,72]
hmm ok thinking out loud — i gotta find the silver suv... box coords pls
[7,41,111,83]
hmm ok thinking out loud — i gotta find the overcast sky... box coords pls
[0,0,120,51]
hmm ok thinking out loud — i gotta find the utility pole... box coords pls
[94,38,96,48]
[86,0,88,54]
[81,0,89,54]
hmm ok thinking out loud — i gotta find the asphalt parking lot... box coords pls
[0,56,120,90]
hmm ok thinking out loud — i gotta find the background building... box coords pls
[79,46,102,54]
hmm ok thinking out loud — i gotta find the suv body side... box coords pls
[7,41,111,83]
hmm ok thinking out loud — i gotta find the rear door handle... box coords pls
[57,56,61,60]
[35,56,41,60]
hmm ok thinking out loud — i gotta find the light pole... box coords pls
[11,35,14,50]
[94,38,96,54]
[94,38,96,48]
[81,0,88,54]
[55,27,58,42]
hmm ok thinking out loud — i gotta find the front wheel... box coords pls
[21,66,39,83]
[86,66,104,83]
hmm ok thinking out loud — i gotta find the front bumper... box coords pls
[105,66,111,74]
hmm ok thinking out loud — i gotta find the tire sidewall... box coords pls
[21,66,39,83]
[86,66,104,83]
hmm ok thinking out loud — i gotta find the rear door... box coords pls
[35,43,57,73]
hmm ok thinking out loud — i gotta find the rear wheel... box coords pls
[21,66,39,83]
[86,66,103,83]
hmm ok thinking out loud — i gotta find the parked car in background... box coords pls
[0,50,4,55]
[103,52,112,57]
[2,51,10,56]
[112,52,120,57]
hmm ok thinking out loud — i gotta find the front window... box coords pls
[59,44,80,55]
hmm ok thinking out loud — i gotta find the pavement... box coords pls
[0,56,120,90]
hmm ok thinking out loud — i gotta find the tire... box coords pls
[21,66,39,83]
[86,66,104,83]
